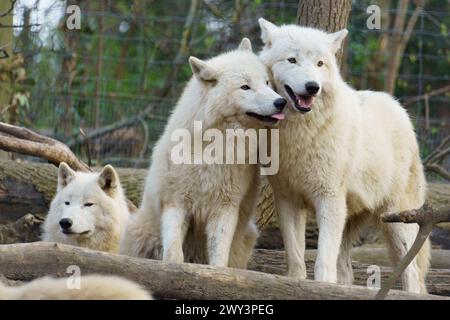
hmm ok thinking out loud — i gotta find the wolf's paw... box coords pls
[287,268,307,280]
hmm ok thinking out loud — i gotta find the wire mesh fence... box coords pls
[2,0,449,175]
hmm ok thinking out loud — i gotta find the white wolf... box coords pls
[42,162,129,253]
[120,38,286,268]
[258,18,429,293]
[0,275,152,300]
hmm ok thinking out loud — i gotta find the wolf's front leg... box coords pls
[314,195,347,283]
[206,206,239,267]
[161,207,188,263]
[276,196,308,279]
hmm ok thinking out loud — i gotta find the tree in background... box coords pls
[364,0,427,94]
[0,1,14,117]
[297,0,352,65]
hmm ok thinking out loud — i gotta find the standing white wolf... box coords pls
[258,18,429,293]
[42,162,129,253]
[120,38,286,268]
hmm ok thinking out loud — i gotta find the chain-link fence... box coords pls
[2,0,449,173]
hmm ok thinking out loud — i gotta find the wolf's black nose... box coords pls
[59,218,73,230]
[305,81,320,95]
[273,98,287,110]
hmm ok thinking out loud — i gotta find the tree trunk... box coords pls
[57,0,82,139]
[0,242,446,300]
[365,0,391,91]
[296,0,352,64]
[1,158,450,229]
[0,1,14,110]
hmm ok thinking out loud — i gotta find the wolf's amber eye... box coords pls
[64,201,70,206]
[240,85,251,90]
[287,57,296,64]
[317,60,324,67]
[84,203,94,207]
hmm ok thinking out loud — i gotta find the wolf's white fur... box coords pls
[120,39,284,268]
[0,275,152,300]
[258,18,429,293]
[42,163,129,253]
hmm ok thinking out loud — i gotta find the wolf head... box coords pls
[43,162,128,249]
[258,18,347,114]
[188,38,286,126]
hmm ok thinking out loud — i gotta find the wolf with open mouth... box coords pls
[258,18,430,294]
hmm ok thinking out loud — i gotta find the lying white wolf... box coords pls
[258,18,429,293]
[42,163,129,253]
[0,275,152,300]
[120,38,286,268]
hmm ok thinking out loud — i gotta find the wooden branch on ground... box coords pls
[249,249,450,296]
[0,214,44,244]
[0,242,446,300]
[0,159,274,228]
[0,122,90,171]
[0,123,138,211]
[376,205,450,299]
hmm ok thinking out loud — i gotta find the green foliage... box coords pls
[12,0,449,164]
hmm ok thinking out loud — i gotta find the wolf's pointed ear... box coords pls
[238,38,252,52]
[57,162,75,191]
[258,18,277,47]
[98,164,119,197]
[189,56,217,82]
[329,29,348,54]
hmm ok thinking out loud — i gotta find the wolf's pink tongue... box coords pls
[271,113,285,120]
[298,96,313,108]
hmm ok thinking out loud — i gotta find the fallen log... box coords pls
[0,214,44,244]
[1,216,449,296]
[0,159,275,229]
[248,249,450,296]
[2,159,450,235]
[340,247,450,269]
[251,248,450,272]
[0,242,447,300]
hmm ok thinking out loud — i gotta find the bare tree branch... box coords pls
[0,122,90,171]
[403,85,450,106]
[375,204,450,299]
[423,135,450,181]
